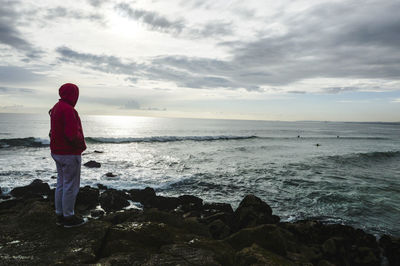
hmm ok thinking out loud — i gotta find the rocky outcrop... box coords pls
[0,198,110,265]
[231,194,280,232]
[10,179,50,198]
[105,172,117,177]
[129,187,156,204]
[83,160,101,168]
[99,189,130,212]
[0,182,396,265]
[380,234,400,266]
[76,186,100,211]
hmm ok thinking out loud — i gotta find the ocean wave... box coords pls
[326,150,400,165]
[85,135,258,144]
[0,137,50,148]
[0,135,258,148]
[281,136,388,140]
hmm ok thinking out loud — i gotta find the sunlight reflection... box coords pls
[85,115,157,138]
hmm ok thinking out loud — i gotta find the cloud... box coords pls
[0,1,42,58]
[144,107,166,111]
[0,66,44,83]
[115,3,184,34]
[189,21,233,38]
[0,86,35,94]
[87,0,109,7]
[45,7,105,24]
[321,87,360,94]
[55,0,400,93]
[122,100,140,109]
[56,46,139,75]
[0,104,24,110]
[287,90,306,94]
[120,99,166,111]
[115,2,233,38]
[54,47,259,91]
[223,1,400,85]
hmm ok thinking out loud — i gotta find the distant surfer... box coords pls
[316,143,321,147]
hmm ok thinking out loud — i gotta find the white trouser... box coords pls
[51,153,81,217]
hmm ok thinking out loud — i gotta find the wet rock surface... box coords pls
[99,189,130,212]
[83,160,101,168]
[76,185,100,211]
[0,181,396,265]
[380,234,400,266]
[10,179,50,198]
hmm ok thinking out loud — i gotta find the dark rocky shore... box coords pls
[0,179,399,265]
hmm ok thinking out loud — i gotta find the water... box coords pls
[1,113,399,237]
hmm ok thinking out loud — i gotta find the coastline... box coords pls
[0,179,399,265]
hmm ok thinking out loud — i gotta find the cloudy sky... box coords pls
[1,0,400,121]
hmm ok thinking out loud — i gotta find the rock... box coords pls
[235,244,295,266]
[0,199,110,265]
[83,160,101,168]
[380,235,400,266]
[178,195,203,211]
[103,221,176,256]
[182,210,202,219]
[145,195,180,211]
[105,172,117,177]
[47,188,55,202]
[232,194,279,231]
[0,199,21,210]
[51,175,57,179]
[201,212,234,226]
[282,220,381,265]
[208,219,231,239]
[76,186,99,211]
[129,187,156,204]
[318,260,336,266]
[10,179,50,198]
[139,208,211,238]
[100,189,130,212]
[18,200,55,226]
[203,202,234,214]
[97,183,108,190]
[0,189,390,265]
[91,209,105,218]
[353,246,380,266]
[298,245,322,263]
[225,224,296,256]
[146,244,220,266]
[0,195,11,200]
[97,252,148,265]
[102,209,142,225]
[322,237,339,256]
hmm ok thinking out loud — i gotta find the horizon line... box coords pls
[1,111,399,124]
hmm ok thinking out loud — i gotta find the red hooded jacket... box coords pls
[50,83,87,155]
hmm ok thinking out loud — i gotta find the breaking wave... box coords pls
[85,135,258,144]
[0,137,50,148]
[0,135,258,148]
[326,150,400,165]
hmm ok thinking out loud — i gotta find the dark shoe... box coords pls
[56,214,64,226]
[63,215,86,228]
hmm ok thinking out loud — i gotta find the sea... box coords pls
[0,113,399,237]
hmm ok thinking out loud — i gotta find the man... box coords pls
[50,83,87,228]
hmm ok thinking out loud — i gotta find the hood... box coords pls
[59,83,79,107]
